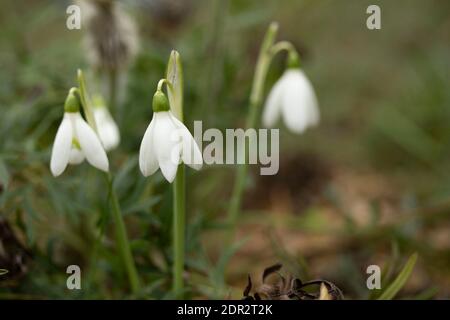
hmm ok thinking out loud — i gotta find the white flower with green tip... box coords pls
[263,61,319,134]
[139,91,202,183]
[50,88,109,177]
[92,95,120,151]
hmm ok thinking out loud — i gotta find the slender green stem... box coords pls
[173,164,186,298]
[77,69,97,132]
[226,23,280,239]
[106,172,140,295]
[157,78,174,93]
[172,70,185,297]
[165,50,186,298]
[226,97,259,232]
[77,69,139,294]
[269,41,296,57]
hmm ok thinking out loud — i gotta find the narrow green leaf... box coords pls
[378,253,418,300]
[0,158,10,191]
[408,287,438,300]
[211,237,248,287]
[23,191,40,246]
[369,241,399,299]
[0,269,9,276]
[380,242,400,287]
[165,50,183,120]
[77,69,97,132]
[123,196,161,215]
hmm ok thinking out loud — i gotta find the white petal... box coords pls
[153,112,180,183]
[262,76,285,128]
[169,113,203,170]
[293,70,320,127]
[73,113,109,172]
[281,89,308,133]
[281,70,319,133]
[139,117,159,177]
[50,113,73,177]
[68,148,85,165]
[94,107,120,151]
[306,87,320,127]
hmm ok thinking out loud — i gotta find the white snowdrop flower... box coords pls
[92,95,120,151]
[262,68,319,134]
[139,91,202,183]
[50,88,109,177]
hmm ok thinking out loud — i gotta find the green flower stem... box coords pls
[106,172,140,295]
[77,68,139,294]
[269,41,296,57]
[173,164,185,298]
[163,51,186,298]
[77,69,97,132]
[170,73,186,298]
[270,41,300,68]
[226,22,280,238]
[226,108,256,241]
[157,78,174,94]
[158,77,185,298]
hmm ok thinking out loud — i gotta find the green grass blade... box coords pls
[378,253,418,300]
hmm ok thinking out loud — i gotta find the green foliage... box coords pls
[378,253,418,300]
[0,0,448,300]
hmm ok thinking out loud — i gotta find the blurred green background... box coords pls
[0,0,449,299]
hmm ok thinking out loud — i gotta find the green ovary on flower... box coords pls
[64,87,82,113]
[152,90,170,112]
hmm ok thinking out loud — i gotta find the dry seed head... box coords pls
[242,263,344,300]
[77,0,139,71]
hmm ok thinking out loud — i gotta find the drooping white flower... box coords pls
[262,68,319,134]
[50,88,109,177]
[139,91,202,183]
[92,95,120,151]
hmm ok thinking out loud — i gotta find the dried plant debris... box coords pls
[78,0,139,71]
[242,263,343,300]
